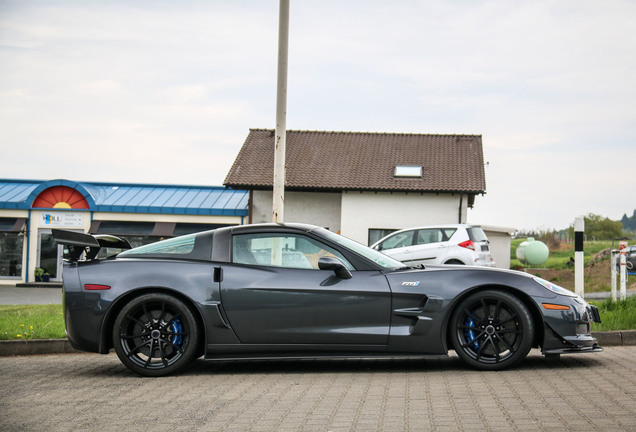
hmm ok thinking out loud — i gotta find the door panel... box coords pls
[410,229,445,264]
[220,265,391,345]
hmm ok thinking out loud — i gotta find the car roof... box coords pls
[386,224,479,232]
[214,222,322,236]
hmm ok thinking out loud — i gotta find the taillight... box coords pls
[458,240,475,251]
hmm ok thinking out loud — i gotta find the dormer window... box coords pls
[394,165,422,178]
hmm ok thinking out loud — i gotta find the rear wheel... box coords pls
[113,293,199,377]
[450,290,534,370]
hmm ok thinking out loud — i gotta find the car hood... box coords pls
[382,264,553,299]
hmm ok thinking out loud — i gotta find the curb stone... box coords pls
[1,331,635,357]
[0,339,79,356]
[593,330,636,347]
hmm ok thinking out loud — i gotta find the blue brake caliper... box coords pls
[171,318,183,347]
[465,317,479,350]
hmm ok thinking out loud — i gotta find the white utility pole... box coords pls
[272,0,289,224]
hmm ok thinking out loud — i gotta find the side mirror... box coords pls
[318,256,352,279]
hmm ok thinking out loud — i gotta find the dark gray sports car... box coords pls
[53,223,602,377]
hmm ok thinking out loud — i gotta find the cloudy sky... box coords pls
[1,0,634,231]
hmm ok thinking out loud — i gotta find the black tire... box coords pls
[113,293,199,377]
[444,259,465,265]
[450,290,534,371]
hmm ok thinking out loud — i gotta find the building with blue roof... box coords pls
[0,179,248,285]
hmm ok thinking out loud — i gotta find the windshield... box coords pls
[314,228,405,269]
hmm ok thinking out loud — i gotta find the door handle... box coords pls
[213,267,223,282]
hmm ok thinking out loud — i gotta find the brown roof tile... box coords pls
[224,129,486,193]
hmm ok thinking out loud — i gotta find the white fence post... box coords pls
[611,250,618,301]
[619,241,628,301]
[574,217,585,298]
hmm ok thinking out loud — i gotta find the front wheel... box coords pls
[113,293,199,377]
[450,290,534,371]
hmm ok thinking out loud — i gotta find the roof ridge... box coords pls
[249,128,481,138]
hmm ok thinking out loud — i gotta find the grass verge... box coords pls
[0,304,65,340]
[590,297,636,332]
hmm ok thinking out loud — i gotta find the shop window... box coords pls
[96,221,155,235]
[0,218,17,231]
[0,232,24,278]
[94,222,157,248]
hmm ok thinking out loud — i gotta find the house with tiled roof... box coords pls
[225,129,486,245]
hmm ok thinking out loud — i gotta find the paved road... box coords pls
[1,347,635,432]
[0,287,62,305]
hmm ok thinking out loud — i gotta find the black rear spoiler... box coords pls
[52,229,132,262]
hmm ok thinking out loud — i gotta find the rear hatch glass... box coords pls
[467,227,488,243]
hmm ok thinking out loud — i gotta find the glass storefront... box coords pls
[0,232,23,278]
[38,230,62,281]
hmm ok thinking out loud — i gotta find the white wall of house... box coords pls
[340,191,467,244]
[251,189,469,246]
[252,190,342,232]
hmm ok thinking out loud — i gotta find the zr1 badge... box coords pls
[402,281,420,287]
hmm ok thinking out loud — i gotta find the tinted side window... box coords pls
[232,233,354,270]
[379,231,414,250]
[442,228,457,241]
[416,229,444,245]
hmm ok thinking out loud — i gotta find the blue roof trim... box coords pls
[0,179,249,216]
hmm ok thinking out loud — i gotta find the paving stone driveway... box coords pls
[1,347,635,432]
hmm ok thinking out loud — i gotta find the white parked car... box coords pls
[371,224,495,267]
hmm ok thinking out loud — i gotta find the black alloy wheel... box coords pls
[113,293,199,377]
[450,290,534,371]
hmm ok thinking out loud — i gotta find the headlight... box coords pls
[533,277,578,298]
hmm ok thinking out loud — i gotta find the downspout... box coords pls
[25,209,31,283]
[248,190,253,224]
[458,194,463,224]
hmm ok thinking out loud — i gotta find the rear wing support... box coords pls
[52,229,132,262]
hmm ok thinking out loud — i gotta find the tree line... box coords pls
[565,213,629,241]
[621,210,636,232]
[517,211,635,244]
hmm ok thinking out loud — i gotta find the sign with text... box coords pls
[40,212,84,228]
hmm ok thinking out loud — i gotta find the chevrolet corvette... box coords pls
[53,223,602,377]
